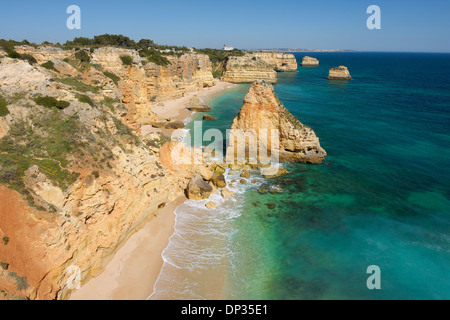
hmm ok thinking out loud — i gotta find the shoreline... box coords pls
[69,81,236,300]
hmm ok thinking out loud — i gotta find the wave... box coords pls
[148,168,263,300]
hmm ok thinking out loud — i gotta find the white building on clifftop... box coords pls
[223,45,234,51]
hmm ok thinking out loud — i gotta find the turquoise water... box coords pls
[166,52,450,300]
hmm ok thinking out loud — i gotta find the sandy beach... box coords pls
[69,80,235,300]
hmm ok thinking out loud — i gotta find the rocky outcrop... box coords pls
[228,80,326,164]
[301,56,319,66]
[90,47,216,127]
[328,66,351,80]
[186,174,213,200]
[0,52,204,300]
[203,114,216,121]
[221,56,277,84]
[186,95,211,112]
[16,46,72,64]
[246,52,298,72]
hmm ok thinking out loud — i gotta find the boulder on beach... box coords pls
[186,174,213,200]
[186,95,211,112]
[211,173,227,188]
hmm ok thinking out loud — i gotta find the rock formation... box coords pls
[301,56,319,66]
[90,47,216,127]
[246,52,298,72]
[228,80,327,164]
[186,174,213,200]
[328,66,352,80]
[221,56,277,84]
[0,43,306,300]
[0,47,216,300]
[186,96,211,112]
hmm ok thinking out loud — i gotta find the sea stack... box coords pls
[328,66,352,80]
[301,56,319,66]
[228,80,327,164]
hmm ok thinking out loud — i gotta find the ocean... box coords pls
[151,52,450,300]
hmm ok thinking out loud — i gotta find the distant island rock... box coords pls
[301,56,319,66]
[328,66,352,80]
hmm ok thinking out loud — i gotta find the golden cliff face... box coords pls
[221,56,277,84]
[90,47,215,126]
[229,80,327,164]
[16,46,73,64]
[247,52,298,72]
[0,53,203,300]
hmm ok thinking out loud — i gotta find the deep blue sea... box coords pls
[152,52,450,300]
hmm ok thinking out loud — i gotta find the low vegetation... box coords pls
[195,48,245,78]
[77,94,95,107]
[0,39,37,64]
[41,60,56,71]
[103,71,120,85]
[34,96,70,110]
[54,77,100,93]
[0,96,10,116]
[8,272,29,291]
[120,55,133,66]
[74,50,90,63]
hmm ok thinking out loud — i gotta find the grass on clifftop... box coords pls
[0,113,81,195]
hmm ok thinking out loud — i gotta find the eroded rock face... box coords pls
[328,66,352,80]
[246,52,298,72]
[16,46,72,64]
[186,174,213,200]
[301,56,319,66]
[221,56,277,84]
[228,80,327,164]
[0,54,199,300]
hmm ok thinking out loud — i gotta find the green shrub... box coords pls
[8,272,29,291]
[102,97,116,112]
[103,71,120,85]
[20,53,37,64]
[2,236,9,245]
[0,97,10,116]
[55,77,100,93]
[75,50,90,63]
[34,96,70,110]
[139,48,170,66]
[41,60,56,71]
[120,55,133,66]
[77,94,95,107]
[0,262,8,270]
[92,170,100,178]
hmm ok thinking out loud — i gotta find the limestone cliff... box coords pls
[301,56,319,66]
[246,52,298,72]
[90,47,215,127]
[0,51,212,300]
[221,56,277,84]
[228,80,326,164]
[328,66,352,80]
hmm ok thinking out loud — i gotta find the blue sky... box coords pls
[1,0,449,52]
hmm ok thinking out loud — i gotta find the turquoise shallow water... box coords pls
[163,52,450,300]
